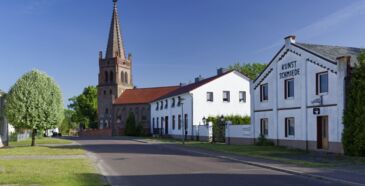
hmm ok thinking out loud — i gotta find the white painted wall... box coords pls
[252,38,346,149]
[226,125,252,138]
[151,71,251,138]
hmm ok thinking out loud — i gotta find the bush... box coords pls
[125,112,136,136]
[207,115,250,125]
[255,134,274,146]
[343,52,365,156]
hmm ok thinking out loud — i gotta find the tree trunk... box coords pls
[31,129,37,146]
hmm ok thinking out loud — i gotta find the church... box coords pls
[97,0,178,135]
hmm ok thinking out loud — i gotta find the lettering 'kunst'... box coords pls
[280,61,300,79]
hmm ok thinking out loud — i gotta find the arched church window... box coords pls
[104,71,108,83]
[110,71,114,83]
[121,71,125,83]
[125,72,128,84]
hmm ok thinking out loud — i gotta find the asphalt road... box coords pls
[74,137,346,186]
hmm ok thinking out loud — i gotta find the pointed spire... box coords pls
[106,0,126,60]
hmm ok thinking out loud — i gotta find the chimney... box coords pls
[217,68,228,75]
[285,35,296,47]
[195,75,204,83]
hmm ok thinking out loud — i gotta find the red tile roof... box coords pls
[114,86,180,105]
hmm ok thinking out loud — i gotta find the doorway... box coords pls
[165,116,169,135]
[317,116,328,150]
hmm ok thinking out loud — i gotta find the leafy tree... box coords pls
[5,70,63,146]
[228,63,267,80]
[68,86,98,129]
[343,52,365,156]
[60,109,77,135]
[125,112,136,136]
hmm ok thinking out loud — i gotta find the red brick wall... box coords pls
[79,128,112,137]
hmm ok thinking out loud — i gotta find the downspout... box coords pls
[250,80,256,144]
[305,56,309,151]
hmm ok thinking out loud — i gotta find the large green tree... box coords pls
[343,52,365,156]
[68,86,98,129]
[228,63,267,79]
[59,109,77,135]
[5,70,64,146]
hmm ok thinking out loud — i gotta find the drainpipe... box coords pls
[190,93,194,140]
[305,56,309,152]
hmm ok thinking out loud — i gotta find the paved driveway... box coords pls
[74,137,346,186]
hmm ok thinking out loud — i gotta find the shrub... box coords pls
[343,52,365,156]
[255,134,274,146]
[125,112,137,136]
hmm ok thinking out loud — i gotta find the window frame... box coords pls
[260,83,269,102]
[239,91,246,103]
[171,98,175,107]
[172,115,176,130]
[285,117,295,137]
[260,118,268,136]
[316,71,329,95]
[223,91,230,102]
[206,92,214,102]
[284,78,294,99]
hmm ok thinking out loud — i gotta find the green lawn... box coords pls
[0,159,103,186]
[10,137,73,146]
[0,137,105,186]
[185,142,365,167]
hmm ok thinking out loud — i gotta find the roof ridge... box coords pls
[297,42,365,50]
[128,85,180,90]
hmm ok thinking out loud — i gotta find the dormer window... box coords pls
[160,101,163,110]
[156,102,159,111]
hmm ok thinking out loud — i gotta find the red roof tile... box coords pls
[114,86,179,105]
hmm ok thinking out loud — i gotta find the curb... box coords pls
[163,144,364,186]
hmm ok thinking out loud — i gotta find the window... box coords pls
[171,98,175,107]
[178,115,181,130]
[160,101,163,110]
[172,115,176,130]
[285,117,295,137]
[157,118,159,128]
[316,72,328,94]
[260,84,268,102]
[105,108,109,114]
[223,91,230,102]
[161,117,163,128]
[284,79,294,99]
[109,71,114,83]
[260,118,268,136]
[121,71,125,83]
[152,118,155,128]
[165,100,168,109]
[125,72,128,84]
[103,90,106,95]
[177,96,182,106]
[184,114,188,130]
[104,71,108,82]
[109,89,113,95]
[206,92,213,102]
[239,91,246,103]
[156,102,159,110]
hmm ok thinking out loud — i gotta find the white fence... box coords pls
[196,123,254,144]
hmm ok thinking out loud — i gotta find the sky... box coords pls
[1,0,365,107]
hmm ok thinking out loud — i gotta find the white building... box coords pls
[150,69,251,139]
[252,36,364,153]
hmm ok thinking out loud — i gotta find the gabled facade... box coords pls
[150,70,251,139]
[252,36,364,153]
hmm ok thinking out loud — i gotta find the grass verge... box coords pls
[0,159,103,186]
[10,137,73,146]
[185,142,365,167]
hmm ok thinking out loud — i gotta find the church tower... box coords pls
[98,0,133,129]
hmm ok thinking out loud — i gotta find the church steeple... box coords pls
[106,0,126,60]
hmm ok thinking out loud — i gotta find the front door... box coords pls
[317,116,329,150]
[165,116,169,135]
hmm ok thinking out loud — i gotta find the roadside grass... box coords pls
[0,137,105,185]
[0,159,103,186]
[10,137,73,146]
[0,137,84,156]
[185,142,365,167]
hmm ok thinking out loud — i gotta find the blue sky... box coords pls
[1,0,365,107]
